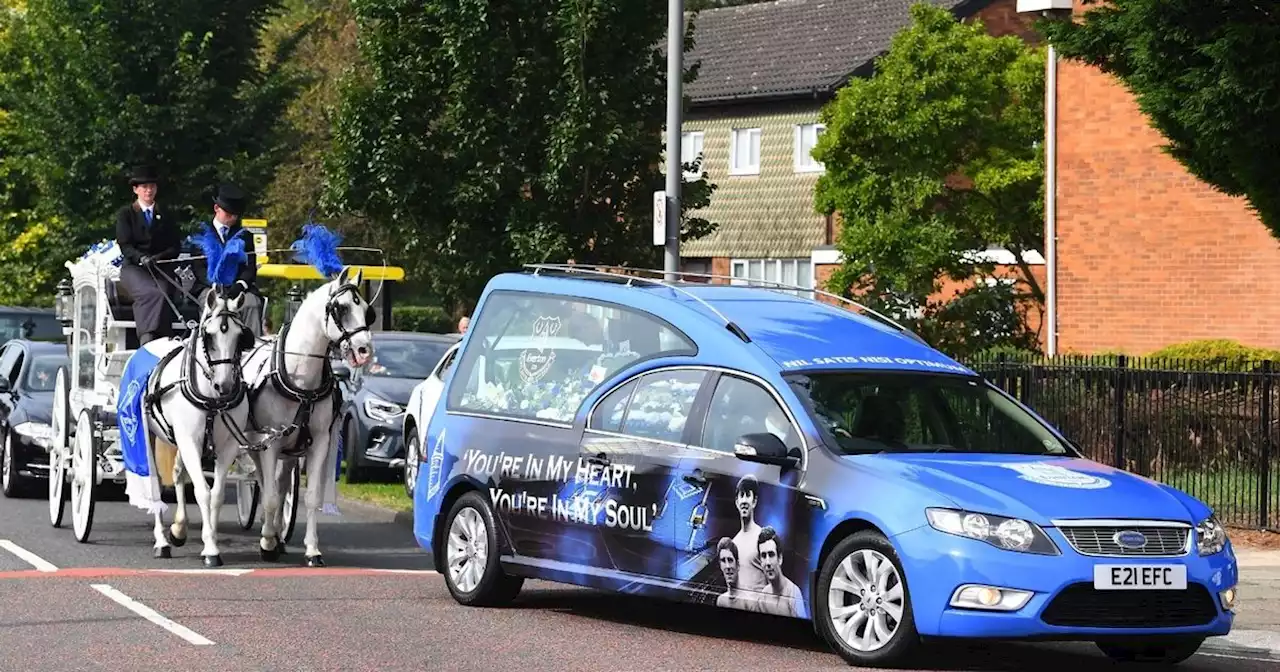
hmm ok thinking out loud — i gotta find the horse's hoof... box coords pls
[305,554,324,568]
[154,547,171,559]
[165,529,187,548]
[260,545,281,562]
[202,555,223,568]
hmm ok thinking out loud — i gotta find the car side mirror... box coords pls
[333,368,351,382]
[734,432,799,468]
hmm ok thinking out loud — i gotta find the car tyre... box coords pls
[2,430,33,498]
[1095,637,1204,665]
[403,431,419,499]
[441,491,523,607]
[814,530,920,668]
[342,419,365,484]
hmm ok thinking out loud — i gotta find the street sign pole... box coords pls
[663,0,684,282]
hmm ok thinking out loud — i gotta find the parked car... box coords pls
[0,307,63,344]
[402,340,459,497]
[0,339,68,497]
[411,268,1238,668]
[338,330,459,483]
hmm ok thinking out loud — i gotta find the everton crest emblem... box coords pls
[519,315,561,384]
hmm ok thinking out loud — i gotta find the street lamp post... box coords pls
[663,0,684,282]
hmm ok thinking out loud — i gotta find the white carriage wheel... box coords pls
[236,477,260,530]
[48,367,70,527]
[280,459,300,544]
[71,409,97,543]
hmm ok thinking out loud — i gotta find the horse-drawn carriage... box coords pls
[46,240,281,542]
[45,225,382,568]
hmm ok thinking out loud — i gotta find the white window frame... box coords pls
[794,123,825,173]
[681,131,704,181]
[729,258,815,296]
[729,127,761,176]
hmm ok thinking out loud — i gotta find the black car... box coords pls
[0,339,68,497]
[339,330,459,483]
[0,307,63,343]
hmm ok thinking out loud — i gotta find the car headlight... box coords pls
[363,397,404,423]
[1196,514,1227,556]
[926,508,1060,555]
[11,421,54,449]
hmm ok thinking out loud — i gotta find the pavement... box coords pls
[1,488,1279,670]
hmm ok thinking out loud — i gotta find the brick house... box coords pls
[676,0,1047,337]
[1022,0,1280,355]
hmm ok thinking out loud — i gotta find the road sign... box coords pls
[241,218,269,265]
[653,190,665,246]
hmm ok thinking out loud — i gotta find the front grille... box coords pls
[1058,525,1189,557]
[1041,582,1218,628]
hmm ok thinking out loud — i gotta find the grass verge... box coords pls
[338,482,412,513]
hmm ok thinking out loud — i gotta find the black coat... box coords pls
[115,202,183,266]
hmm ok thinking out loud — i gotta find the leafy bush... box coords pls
[1147,339,1280,372]
[392,306,454,334]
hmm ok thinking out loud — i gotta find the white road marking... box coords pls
[151,568,255,576]
[0,539,58,572]
[91,584,214,646]
[1200,650,1279,662]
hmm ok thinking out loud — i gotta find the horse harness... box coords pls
[245,280,370,458]
[147,308,254,451]
[246,319,342,458]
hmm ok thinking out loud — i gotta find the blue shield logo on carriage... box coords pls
[118,379,142,443]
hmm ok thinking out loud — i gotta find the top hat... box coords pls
[213,183,248,216]
[129,164,160,186]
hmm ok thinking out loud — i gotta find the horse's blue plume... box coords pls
[291,223,344,278]
[188,223,248,286]
[211,235,247,286]
[190,224,226,286]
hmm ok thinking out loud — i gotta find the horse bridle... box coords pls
[324,281,376,357]
[188,301,254,406]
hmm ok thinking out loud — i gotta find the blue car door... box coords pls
[575,367,713,585]
[670,370,817,619]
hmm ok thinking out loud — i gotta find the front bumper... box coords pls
[893,524,1237,640]
[345,417,406,469]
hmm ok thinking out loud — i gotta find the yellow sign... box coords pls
[241,218,269,265]
[257,263,406,282]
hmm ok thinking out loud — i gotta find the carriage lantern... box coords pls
[285,284,304,323]
[55,278,73,326]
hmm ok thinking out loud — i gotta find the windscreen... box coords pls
[785,371,1074,457]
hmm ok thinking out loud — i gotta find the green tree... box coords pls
[812,2,1045,357]
[0,0,304,303]
[324,0,716,314]
[259,0,368,247]
[1040,1,1280,239]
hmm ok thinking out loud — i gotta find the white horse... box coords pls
[144,287,257,567]
[242,266,375,567]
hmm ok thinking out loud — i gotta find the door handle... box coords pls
[682,470,708,485]
[586,452,610,467]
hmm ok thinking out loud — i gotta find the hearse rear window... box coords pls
[448,291,695,423]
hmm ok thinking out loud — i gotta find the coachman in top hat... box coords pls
[115,165,183,344]
[198,183,263,335]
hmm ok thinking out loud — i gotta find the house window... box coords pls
[681,131,704,181]
[730,258,814,295]
[729,127,761,175]
[794,123,825,173]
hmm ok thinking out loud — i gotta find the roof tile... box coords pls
[685,0,977,104]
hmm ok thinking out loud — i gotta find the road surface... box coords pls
[0,490,1275,671]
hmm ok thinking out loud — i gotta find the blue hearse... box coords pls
[411,265,1237,667]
